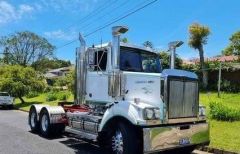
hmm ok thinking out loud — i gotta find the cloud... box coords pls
[19,4,34,15]
[38,0,98,13]
[0,1,34,25]
[44,29,78,41]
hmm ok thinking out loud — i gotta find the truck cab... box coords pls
[29,26,209,154]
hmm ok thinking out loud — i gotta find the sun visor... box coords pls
[162,69,198,79]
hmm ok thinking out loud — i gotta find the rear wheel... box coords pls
[39,109,52,137]
[29,106,39,133]
[39,108,65,137]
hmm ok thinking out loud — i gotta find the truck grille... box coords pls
[168,79,198,119]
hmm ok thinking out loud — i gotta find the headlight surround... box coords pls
[199,106,206,116]
[143,108,160,120]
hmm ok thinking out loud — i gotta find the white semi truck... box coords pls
[28,26,209,154]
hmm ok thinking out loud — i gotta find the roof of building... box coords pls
[184,55,239,64]
[48,66,72,73]
[208,55,238,62]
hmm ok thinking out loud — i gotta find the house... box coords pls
[44,66,72,79]
[44,66,73,86]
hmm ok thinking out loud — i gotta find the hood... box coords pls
[123,72,162,107]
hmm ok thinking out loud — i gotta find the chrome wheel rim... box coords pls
[112,130,123,154]
[41,114,48,132]
[30,112,36,128]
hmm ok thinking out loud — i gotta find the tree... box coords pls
[159,51,183,69]
[222,31,240,56]
[222,46,234,56]
[188,23,210,88]
[0,31,55,66]
[0,65,46,103]
[54,69,75,93]
[121,37,129,43]
[31,58,71,72]
[143,41,154,49]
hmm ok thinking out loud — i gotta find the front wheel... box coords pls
[109,122,141,154]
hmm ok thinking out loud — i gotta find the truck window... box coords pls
[120,47,161,73]
[0,93,9,96]
[94,50,107,71]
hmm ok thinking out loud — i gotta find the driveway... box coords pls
[0,109,209,154]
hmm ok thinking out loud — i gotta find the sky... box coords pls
[0,0,239,62]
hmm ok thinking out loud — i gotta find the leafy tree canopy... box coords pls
[222,31,240,56]
[0,31,55,66]
[0,65,46,103]
[159,51,183,69]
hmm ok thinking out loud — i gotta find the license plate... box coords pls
[179,138,190,145]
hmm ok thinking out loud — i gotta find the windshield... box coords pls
[0,93,9,96]
[120,47,161,73]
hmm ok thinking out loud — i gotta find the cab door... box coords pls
[85,48,111,103]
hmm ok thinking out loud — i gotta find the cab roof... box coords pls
[92,42,157,54]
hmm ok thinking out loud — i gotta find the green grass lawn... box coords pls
[14,91,240,152]
[14,92,74,111]
[200,91,240,153]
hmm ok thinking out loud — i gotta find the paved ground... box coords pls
[0,109,210,154]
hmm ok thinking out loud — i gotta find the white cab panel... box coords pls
[86,72,111,103]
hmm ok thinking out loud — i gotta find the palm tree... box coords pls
[188,23,210,88]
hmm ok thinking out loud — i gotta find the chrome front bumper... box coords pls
[143,122,209,153]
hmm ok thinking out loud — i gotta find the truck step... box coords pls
[65,127,97,141]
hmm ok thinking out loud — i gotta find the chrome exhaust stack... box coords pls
[109,26,128,98]
[75,33,87,105]
[168,41,184,69]
[112,26,128,70]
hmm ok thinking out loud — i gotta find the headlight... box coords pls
[154,108,161,118]
[199,106,206,116]
[144,108,160,120]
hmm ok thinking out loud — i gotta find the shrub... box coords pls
[57,92,69,101]
[44,86,52,93]
[221,79,240,93]
[46,92,58,101]
[26,91,39,98]
[209,101,240,121]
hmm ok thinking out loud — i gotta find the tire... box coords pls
[39,108,65,137]
[181,146,195,154]
[166,146,195,154]
[29,106,39,133]
[54,123,65,136]
[7,104,13,110]
[39,108,53,137]
[108,122,140,154]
